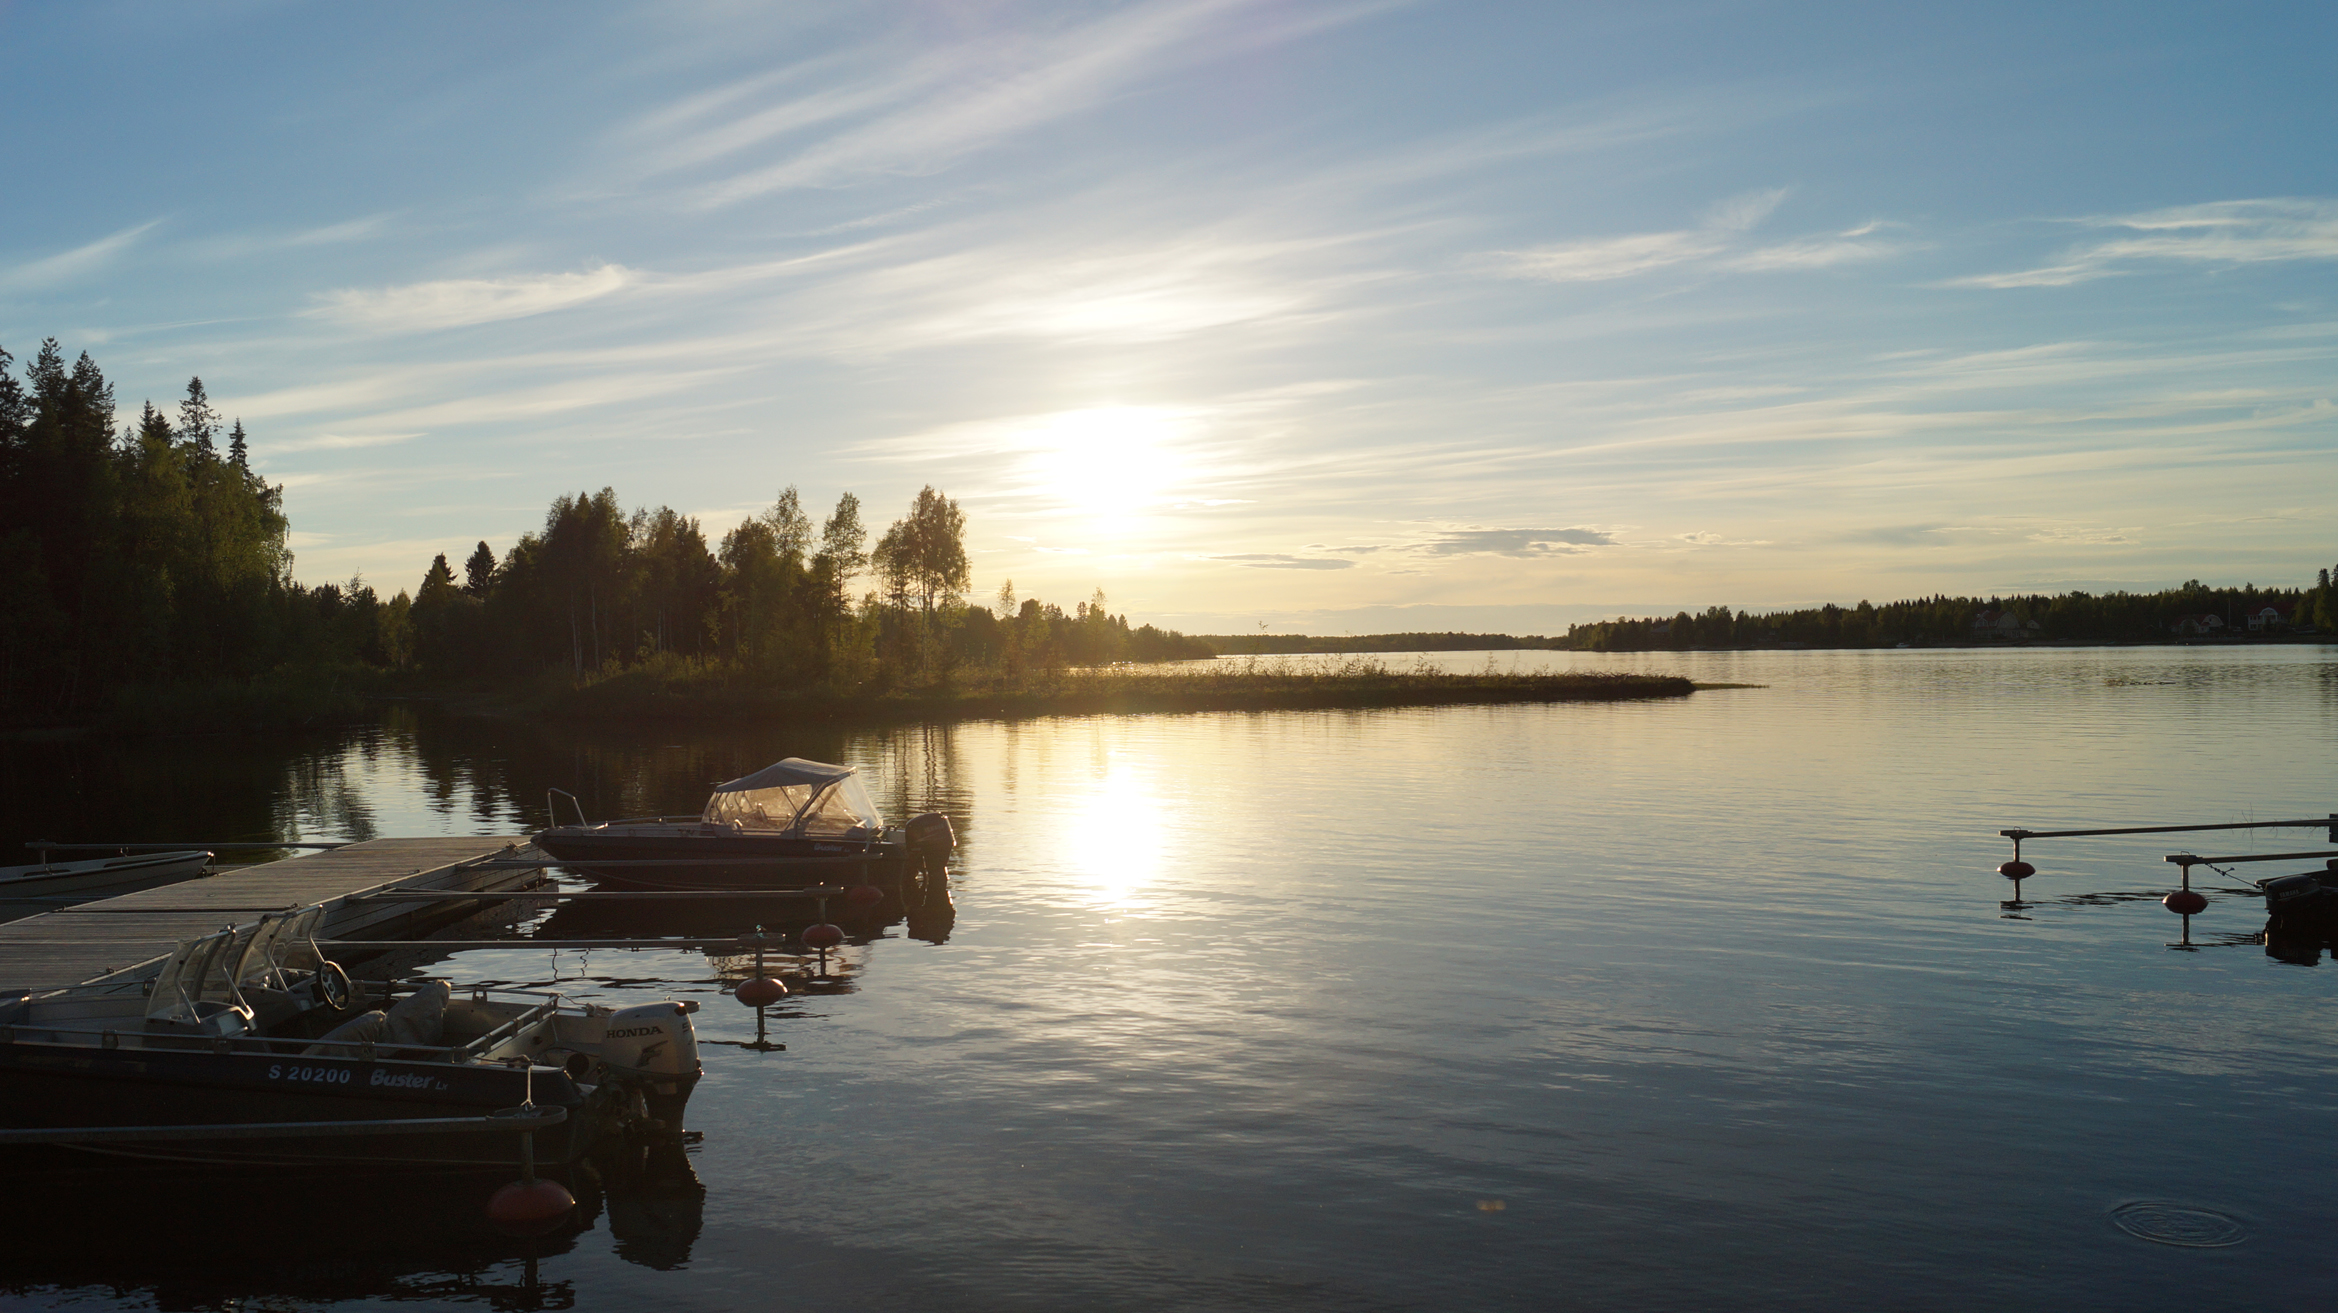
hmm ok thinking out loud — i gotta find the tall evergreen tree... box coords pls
[463,541,497,596]
[227,419,248,469]
[178,376,220,456]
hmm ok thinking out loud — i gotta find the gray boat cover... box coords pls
[710,759,856,792]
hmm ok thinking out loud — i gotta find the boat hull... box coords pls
[533,826,913,889]
[0,851,212,921]
[0,1041,593,1169]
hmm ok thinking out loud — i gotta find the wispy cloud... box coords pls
[1500,229,1731,284]
[1493,189,1906,284]
[679,0,1265,206]
[1406,526,1617,556]
[1949,199,2338,288]
[310,264,636,332]
[266,431,424,453]
[288,214,397,246]
[1,220,163,289]
[1494,189,1791,283]
[2025,523,2141,545]
[1204,552,1355,569]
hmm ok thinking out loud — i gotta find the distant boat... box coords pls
[534,758,956,891]
[0,849,213,919]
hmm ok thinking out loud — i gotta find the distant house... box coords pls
[2171,613,2225,636]
[1970,609,2036,639]
[2246,605,2288,632]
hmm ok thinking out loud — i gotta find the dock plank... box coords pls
[0,837,534,993]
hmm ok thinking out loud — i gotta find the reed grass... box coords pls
[544,654,1694,726]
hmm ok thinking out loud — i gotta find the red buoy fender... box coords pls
[1998,860,2035,879]
[845,884,885,910]
[801,922,844,950]
[736,976,788,1008]
[487,1178,576,1235]
[2163,890,2208,916]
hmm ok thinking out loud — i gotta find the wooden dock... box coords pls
[0,836,538,995]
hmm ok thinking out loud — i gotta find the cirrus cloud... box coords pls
[310,264,636,332]
[1204,552,1356,569]
[1947,198,2338,289]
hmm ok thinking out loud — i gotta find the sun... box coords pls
[1027,407,1184,520]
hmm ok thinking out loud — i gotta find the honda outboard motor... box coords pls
[906,812,956,886]
[599,1000,702,1127]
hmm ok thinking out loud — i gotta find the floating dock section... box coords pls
[0,836,536,995]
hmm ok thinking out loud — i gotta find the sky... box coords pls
[2,1,2334,634]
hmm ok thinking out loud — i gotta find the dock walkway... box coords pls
[0,837,534,994]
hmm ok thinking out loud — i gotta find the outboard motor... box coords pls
[2259,863,2338,932]
[906,812,956,887]
[600,1000,702,1127]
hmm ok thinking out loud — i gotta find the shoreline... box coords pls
[529,669,1698,728]
[3,668,1699,740]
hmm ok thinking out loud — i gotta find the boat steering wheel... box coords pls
[314,961,354,1011]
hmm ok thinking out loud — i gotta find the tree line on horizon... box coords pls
[387,483,1211,688]
[1557,576,2338,652]
[0,341,1209,721]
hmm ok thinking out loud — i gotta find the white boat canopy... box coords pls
[702,758,884,837]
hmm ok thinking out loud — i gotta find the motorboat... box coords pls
[0,848,213,918]
[0,907,702,1168]
[533,758,955,892]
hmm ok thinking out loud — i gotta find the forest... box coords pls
[1558,579,2336,652]
[0,340,1207,727]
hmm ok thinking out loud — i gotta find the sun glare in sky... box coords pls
[1025,407,1186,522]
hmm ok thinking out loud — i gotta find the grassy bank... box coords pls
[533,656,1695,726]
[13,657,1697,738]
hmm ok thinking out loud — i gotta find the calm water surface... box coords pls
[4,646,2336,1310]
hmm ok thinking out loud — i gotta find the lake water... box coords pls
[3,646,2336,1311]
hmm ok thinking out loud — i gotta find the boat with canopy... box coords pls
[533,758,954,891]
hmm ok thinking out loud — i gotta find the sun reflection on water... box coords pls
[1059,765,1166,908]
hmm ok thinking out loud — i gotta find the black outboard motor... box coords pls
[906,812,956,887]
[2258,861,2338,932]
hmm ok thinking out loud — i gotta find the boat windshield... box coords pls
[702,772,883,836]
[704,782,819,831]
[800,774,883,837]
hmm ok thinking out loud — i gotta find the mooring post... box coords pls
[518,1063,536,1183]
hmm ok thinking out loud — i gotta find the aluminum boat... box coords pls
[0,907,701,1168]
[0,848,212,919]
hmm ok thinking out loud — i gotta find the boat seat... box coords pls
[303,1009,386,1055]
[384,980,451,1048]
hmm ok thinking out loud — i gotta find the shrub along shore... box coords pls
[532,658,1695,727]
[21,659,1698,739]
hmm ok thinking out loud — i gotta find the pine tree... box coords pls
[228,419,248,469]
[418,553,458,605]
[178,376,219,456]
[464,541,497,596]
